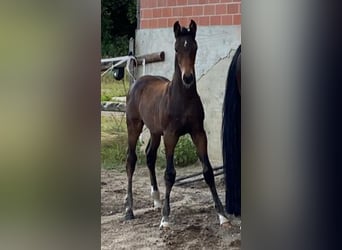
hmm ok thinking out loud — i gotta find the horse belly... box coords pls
[142,118,164,134]
[139,104,165,134]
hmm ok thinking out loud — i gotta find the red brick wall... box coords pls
[139,0,241,29]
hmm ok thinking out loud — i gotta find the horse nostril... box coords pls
[183,74,194,84]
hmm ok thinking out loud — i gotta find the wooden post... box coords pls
[100,51,165,72]
[128,37,135,87]
[136,51,165,65]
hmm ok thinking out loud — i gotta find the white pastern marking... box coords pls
[160,217,170,229]
[151,187,162,208]
[218,214,229,225]
[184,40,188,47]
[154,200,162,209]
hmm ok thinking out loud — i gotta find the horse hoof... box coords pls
[159,218,170,229]
[221,221,231,228]
[125,209,135,220]
[159,222,170,230]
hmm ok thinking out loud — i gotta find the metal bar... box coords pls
[101,56,131,64]
[175,166,223,182]
[174,171,224,186]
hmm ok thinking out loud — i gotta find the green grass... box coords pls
[101,135,127,171]
[101,74,129,101]
[174,135,198,167]
[101,114,127,170]
[101,114,166,170]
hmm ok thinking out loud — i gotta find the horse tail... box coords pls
[222,45,241,216]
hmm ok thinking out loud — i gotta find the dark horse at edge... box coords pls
[222,44,241,217]
[124,20,229,228]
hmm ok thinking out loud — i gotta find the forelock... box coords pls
[179,27,191,36]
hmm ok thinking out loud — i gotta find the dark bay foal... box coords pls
[124,20,228,228]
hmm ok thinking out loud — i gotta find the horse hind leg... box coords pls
[145,133,162,209]
[191,130,229,226]
[124,119,143,220]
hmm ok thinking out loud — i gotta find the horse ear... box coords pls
[174,21,181,38]
[189,19,197,38]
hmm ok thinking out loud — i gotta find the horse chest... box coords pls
[165,109,202,133]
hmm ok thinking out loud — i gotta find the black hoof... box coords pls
[125,209,135,220]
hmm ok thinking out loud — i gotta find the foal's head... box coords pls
[173,20,198,88]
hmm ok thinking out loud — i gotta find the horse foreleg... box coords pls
[160,133,179,229]
[191,130,229,226]
[146,133,162,209]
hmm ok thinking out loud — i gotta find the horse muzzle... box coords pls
[182,73,194,88]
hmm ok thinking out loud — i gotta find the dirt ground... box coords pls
[101,163,241,249]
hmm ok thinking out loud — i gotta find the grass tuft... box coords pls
[101,74,129,101]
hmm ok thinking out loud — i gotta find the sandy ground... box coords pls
[101,163,241,249]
